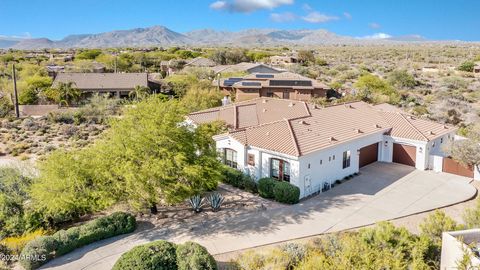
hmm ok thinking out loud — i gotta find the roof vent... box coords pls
[345,104,353,109]
[288,102,294,107]
[298,120,307,125]
[429,131,435,135]
[443,125,448,129]
[266,132,270,136]
[374,124,381,128]
[328,136,337,142]
[262,99,267,103]
[355,129,363,134]
[409,116,415,120]
[263,108,267,113]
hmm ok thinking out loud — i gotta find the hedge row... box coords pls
[221,166,257,193]
[113,240,217,270]
[258,178,300,204]
[20,212,136,270]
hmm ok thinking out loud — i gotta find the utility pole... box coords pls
[12,64,19,118]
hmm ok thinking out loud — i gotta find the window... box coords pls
[440,138,444,144]
[343,151,351,169]
[266,92,274,97]
[320,159,322,165]
[283,91,290,99]
[333,155,335,160]
[308,163,311,169]
[247,154,255,166]
[224,148,238,169]
[270,158,290,182]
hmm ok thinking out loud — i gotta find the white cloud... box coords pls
[270,12,296,22]
[343,12,352,20]
[302,3,313,11]
[369,22,381,29]
[210,0,294,13]
[359,33,392,39]
[302,12,339,23]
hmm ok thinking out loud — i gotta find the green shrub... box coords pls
[221,166,244,188]
[273,182,300,204]
[20,212,136,270]
[258,178,276,199]
[176,241,217,270]
[47,111,74,124]
[242,175,257,193]
[113,240,177,270]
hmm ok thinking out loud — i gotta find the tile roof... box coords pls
[187,98,311,130]
[380,111,455,142]
[211,62,282,74]
[185,57,216,67]
[188,98,456,157]
[53,73,148,90]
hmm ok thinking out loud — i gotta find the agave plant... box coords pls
[207,192,225,212]
[188,195,204,213]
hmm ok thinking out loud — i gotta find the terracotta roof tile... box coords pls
[188,98,456,157]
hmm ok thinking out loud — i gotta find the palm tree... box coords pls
[129,85,151,101]
[56,82,81,106]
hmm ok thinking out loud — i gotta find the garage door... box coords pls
[392,143,416,167]
[443,157,474,178]
[359,143,378,168]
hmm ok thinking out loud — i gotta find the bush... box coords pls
[242,175,257,193]
[0,230,46,255]
[221,166,257,192]
[113,240,177,270]
[20,212,136,270]
[258,178,276,199]
[221,166,244,188]
[273,182,300,204]
[176,242,217,270]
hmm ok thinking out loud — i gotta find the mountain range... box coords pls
[0,25,439,49]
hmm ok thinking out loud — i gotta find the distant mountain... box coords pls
[0,25,452,50]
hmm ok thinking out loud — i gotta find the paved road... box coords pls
[41,162,476,270]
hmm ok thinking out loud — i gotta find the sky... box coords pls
[0,0,479,41]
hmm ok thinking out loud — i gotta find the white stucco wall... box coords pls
[382,136,429,170]
[441,229,480,270]
[298,132,385,198]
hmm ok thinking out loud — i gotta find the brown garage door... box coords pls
[392,143,416,167]
[359,143,378,168]
[443,157,474,178]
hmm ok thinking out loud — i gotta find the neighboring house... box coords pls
[46,65,65,78]
[216,72,329,102]
[187,98,457,199]
[211,62,282,75]
[269,55,298,67]
[441,229,480,269]
[422,66,440,73]
[52,73,153,98]
[184,57,216,68]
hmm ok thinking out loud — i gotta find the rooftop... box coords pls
[188,98,456,157]
[53,72,149,90]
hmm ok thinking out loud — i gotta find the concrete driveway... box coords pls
[42,162,476,270]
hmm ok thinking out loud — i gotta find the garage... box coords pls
[359,143,379,168]
[392,143,416,167]
[443,157,474,178]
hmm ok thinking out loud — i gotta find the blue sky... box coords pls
[1,0,479,41]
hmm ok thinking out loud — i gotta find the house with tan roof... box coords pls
[52,72,156,99]
[217,72,329,102]
[187,98,459,198]
[211,62,282,75]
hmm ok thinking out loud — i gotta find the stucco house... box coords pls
[187,98,459,199]
[441,229,480,269]
[216,72,329,102]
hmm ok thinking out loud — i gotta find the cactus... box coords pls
[188,195,204,213]
[207,192,225,212]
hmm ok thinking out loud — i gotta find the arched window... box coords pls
[223,148,238,169]
[271,158,290,182]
